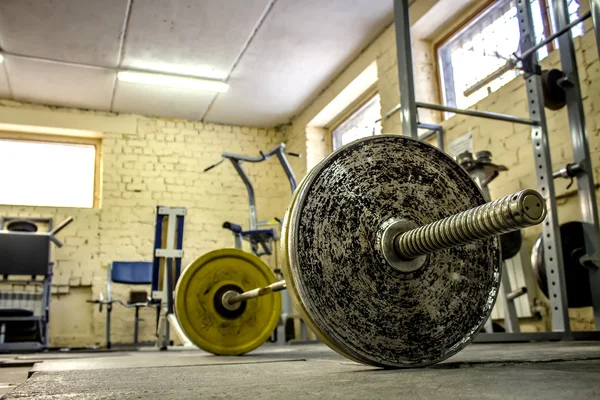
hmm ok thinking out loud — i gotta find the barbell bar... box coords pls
[224,280,287,306]
[224,188,546,308]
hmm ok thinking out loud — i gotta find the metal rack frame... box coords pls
[392,0,600,340]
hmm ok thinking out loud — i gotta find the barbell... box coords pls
[175,135,546,368]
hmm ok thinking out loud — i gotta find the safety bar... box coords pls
[416,102,537,126]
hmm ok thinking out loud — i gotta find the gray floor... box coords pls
[2,341,600,399]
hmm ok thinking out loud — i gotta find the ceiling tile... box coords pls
[0,0,128,67]
[121,0,271,80]
[112,81,214,120]
[205,0,393,127]
[5,57,115,111]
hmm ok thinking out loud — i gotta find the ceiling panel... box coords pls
[6,57,115,111]
[112,81,215,120]
[205,0,393,127]
[121,0,272,80]
[0,0,128,67]
[0,65,11,98]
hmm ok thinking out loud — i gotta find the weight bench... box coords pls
[88,261,158,348]
[222,222,275,256]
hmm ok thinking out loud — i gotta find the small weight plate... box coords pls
[282,135,501,368]
[175,248,281,355]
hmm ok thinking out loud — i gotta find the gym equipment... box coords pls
[87,262,159,348]
[541,69,567,110]
[0,216,73,352]
[88,206,189,350]
[532,221,593,308]
[175,248,281,355]
[204,143,304,343]
[386,0,600,340]
[457,151,522,260]
[152,206,188,350]
[500,230,523,262]
[204,142,299,248]
[553,162,584,190]
[6,220,38,232]
[458,150,528,334]
[177,135,546,367]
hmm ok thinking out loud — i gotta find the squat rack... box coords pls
[392,0,600,340]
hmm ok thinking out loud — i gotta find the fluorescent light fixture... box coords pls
[117,71,228,92]
[0,54,4,64]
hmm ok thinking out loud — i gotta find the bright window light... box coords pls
[0,139,97,208]
[0,53,4,64]
[118,71,229,92]
[332,94,382,150]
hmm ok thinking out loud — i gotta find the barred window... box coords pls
[437,0,582,113]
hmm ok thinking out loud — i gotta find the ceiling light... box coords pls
[117,71,228,93]
[0,54,4,64]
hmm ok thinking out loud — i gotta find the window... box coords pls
[0,135,100,208]
[437,0,583,111]
[332,94,382,150]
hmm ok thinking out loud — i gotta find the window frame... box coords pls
[433,0,557,114]
[328,85,379,151]
[0,131,102,208]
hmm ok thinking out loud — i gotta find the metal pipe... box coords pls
[463,11,591,97]
[395,189,547,259]
[418,130,437,141]
[521,10,590,61]
[551,0,600,328]
[416,102,537,126]
[506,287,528,302]
[229,160,257,230]
[275,149,298,193]
[376,104,401,123]
[418,122,443,131]
[393,0,419,139]
[463,62,516,97]
[226,280,287,305]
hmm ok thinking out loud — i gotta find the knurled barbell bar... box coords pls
[175,135,547,368]
[222,189,544,306]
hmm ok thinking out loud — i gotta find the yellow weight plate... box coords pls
[175,248,281,356]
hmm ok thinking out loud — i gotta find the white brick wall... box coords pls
[0,100,291,346]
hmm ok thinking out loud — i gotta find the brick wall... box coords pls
[0,100,290,347]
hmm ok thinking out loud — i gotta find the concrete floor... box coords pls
[1,341,600,399]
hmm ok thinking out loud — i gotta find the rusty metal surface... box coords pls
[286,135,501,367]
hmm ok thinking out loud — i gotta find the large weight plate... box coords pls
[175,248,281,355]
[532,221,592,308]
[282,135,501,368]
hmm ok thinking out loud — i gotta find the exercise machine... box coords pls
[0,216,73,352]
[204,143,307,343]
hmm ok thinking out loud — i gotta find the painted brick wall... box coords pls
[0,100,290,347]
